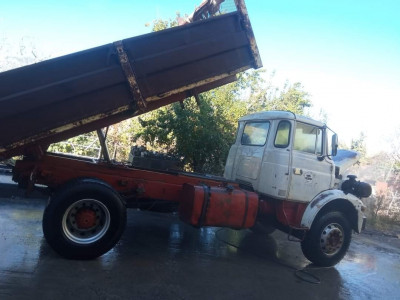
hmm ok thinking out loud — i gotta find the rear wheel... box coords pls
[43,179,126,259]
[301,211,351,266]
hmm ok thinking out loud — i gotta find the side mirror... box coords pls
[331,134,338,156]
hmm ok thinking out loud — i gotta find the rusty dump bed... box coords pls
[0,0,261,160]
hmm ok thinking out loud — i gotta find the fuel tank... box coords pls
[179,183,259,229]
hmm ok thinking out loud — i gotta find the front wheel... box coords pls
[43,179,126,259]
[301,211,351,267]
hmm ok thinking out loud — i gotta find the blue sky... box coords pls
[1,0,399,154]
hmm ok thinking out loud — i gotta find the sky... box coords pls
[1,0,399,155]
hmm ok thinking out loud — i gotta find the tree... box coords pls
[347,128,400,229]
[351,132,367,161]
[135,85,247,174]
[242,74,312,116]
[266,82,311,114]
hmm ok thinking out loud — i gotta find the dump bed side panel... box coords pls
[0,1,261,160]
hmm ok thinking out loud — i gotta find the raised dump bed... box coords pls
[0,0,261,160]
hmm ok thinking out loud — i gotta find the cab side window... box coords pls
[274,121,291,148]
[294,123,323,155]
[241,122,270,146]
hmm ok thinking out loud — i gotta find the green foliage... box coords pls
[48,133,100,157]
[48,119,138,162]
[239,73,311,115]
[136,90,245,174]
[145,15,179,31]
[265,82,311,114]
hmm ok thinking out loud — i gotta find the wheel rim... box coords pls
[319,223,344,256]
[62,199,111,245]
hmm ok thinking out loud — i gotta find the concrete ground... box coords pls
[0,175,399,300]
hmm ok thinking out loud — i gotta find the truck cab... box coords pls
[224,111,372,266]
[224,111,337,203]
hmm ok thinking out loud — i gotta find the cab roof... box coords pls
[239,111,325,128]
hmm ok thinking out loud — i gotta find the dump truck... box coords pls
[0,0,371,266]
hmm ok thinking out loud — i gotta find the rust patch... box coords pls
[0,105,131,156]
[144,67,249,102]
[234,0,262,68]
[114,41,147,111]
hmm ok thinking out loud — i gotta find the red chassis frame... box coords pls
[13,152,308,229]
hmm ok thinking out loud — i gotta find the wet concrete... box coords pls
[0,178,399,299]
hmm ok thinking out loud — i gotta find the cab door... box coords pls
[288,122,334,202]
[258,120,292,198]
[234,121,271,189]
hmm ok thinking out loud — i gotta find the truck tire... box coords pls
[301,211,351,267]
[43,178,126,259]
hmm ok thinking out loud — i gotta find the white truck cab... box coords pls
[224,111,336,202]
[224,111,371,266]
